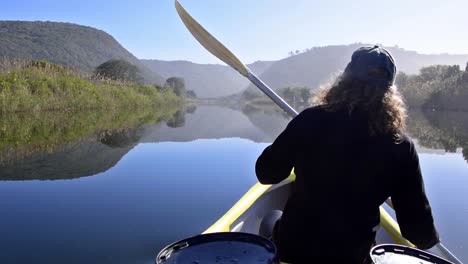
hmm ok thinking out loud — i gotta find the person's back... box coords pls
[255,45,439,263]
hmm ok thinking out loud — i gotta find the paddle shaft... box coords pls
[247,72,298,117]
[385,200,462,264]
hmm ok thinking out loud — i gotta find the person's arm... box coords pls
[391,140,439,249]
[255,114,302,185]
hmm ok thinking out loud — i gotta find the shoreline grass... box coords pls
[0,59,182,114]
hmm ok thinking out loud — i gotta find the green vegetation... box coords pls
[164,76,186,97]
[243,86,313,112]
[186,90,197,98]
[397,64,468,111]
[162,76,198,98]
[0,60,182,114]
[278,86,312,105]
[94,59,143,83]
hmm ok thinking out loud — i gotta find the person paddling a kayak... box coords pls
[255,45,440,263]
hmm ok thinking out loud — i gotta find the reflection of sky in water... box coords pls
[0,106,467,263]
[418,153,468,261]
[0,139,266,264]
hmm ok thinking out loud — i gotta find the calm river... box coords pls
[0,104,467,263]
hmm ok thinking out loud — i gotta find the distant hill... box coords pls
[141,59,274,98]
[0,21,163,84]
[144,44,468,98]
[245,43,468,94]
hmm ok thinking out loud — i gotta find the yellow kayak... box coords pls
[202,174,461,264]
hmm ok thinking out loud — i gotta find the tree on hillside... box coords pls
[279,87,311,105]
[94,59,142,83]
[186,90,197,98]
[462,71,468,83]
[419,65,445,82]
[395,72,408,88]
[282,87,295,103]
[398,64,468,111]
[465,62,468,72]
[300,88,311,104]
[165,77,186,97]
[444,65,461,79]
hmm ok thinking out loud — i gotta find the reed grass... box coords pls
[0,59,182,114]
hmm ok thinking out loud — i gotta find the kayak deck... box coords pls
[203,175,460,263]
[204,176,402,244]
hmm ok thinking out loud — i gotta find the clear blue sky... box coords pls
[1,0,467,64]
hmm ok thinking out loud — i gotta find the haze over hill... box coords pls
[141,59,274,98]
[0,21,164,84]
[2,20,467,98]
[245,44,468,94]
[144,44,468,98]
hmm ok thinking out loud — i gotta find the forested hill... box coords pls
[141,59,274,98]
[397,64,468,111]
[245,44,468,95]
[0,21,163,84]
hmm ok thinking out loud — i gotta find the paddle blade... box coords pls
[175,0,249,77]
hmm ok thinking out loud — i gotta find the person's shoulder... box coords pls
[293,105,343,129]
[394,133,415,147]
[389,133,418,157]
[297,105,328,118]
[283,106,321,131]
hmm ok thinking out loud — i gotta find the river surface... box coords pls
[0,104,467,263]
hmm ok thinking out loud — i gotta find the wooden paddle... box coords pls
[174,1,462,263]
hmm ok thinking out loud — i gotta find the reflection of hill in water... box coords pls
[3,105,467,181]
[0,105,291,181]
[0,107,177,181]
[241,105,291,140]
[407,110,468,161]
[139,105,290,143]
[0,134,136,180]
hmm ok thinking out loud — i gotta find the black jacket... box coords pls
[256,106,439,261]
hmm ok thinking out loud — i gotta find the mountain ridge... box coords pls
[2,20,468,97]
[245,43,468,94]
[141,59,274,98]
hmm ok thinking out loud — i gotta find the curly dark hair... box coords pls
[313,73,407,138]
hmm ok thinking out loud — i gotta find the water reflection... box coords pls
[2,105,468,182]
[407,110,468,162]
[0,104,292,181]
[0,106,179,180]
[0,104,467,263]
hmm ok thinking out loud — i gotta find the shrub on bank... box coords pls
[0,60,181,114]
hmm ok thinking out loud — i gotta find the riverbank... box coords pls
[0,60,182,114]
